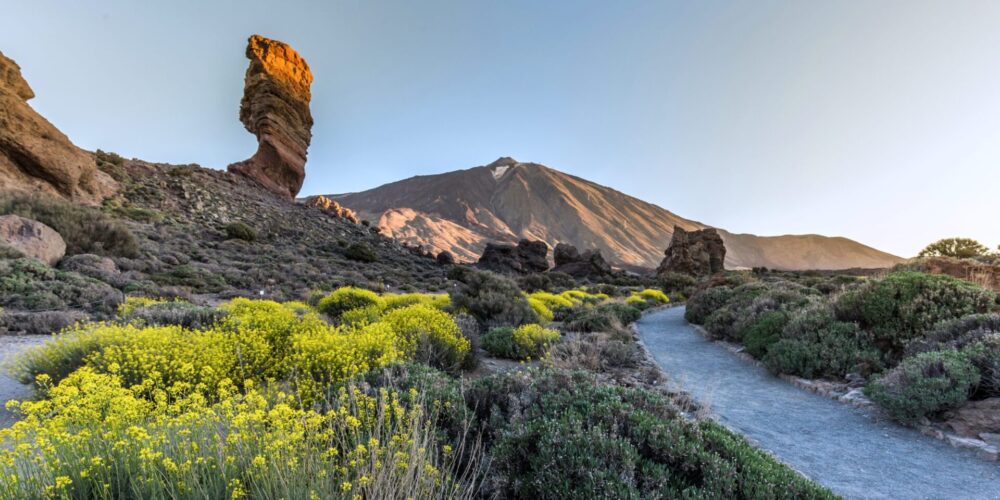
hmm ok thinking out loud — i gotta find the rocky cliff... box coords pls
[0,50,116,204]
[228,35,313,200]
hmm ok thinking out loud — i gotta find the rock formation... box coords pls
[436,250,455,266]
[657,226,726,277]
[0,215,66,265]
[0,51,116,204]
[477,239,549,274]
[944,398,1000,438]
[305,195,359,224]
[228,35,313,200]
[920,257,1000,293]
[553,242,581,267]
[550,243,613,278]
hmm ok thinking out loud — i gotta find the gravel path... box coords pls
[637,306,1000,500]
[0,335,48,428]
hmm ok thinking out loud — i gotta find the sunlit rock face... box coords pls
[0,50,117,204]
[228,34,313,200]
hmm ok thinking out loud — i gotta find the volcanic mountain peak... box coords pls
[332,159,903,271]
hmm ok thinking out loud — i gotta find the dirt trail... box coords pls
[0,335,47,427]
[637,306,1000,500]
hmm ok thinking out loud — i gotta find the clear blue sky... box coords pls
[4,0,1000,257]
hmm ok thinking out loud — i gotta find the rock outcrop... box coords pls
[0,51,116,204]
[550,243,613,278]
[228,35,313,200]
[305,195,359,224]
[657,226,726,277]
[0,215,66,265]
[920,257,1000,293]
[553,242,581,267]
[944,398,1000,438]
[477,239,549,274]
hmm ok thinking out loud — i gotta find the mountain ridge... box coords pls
[330,158,903,271]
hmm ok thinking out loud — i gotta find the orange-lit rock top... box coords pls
[228,34,314,200]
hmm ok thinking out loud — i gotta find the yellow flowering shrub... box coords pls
[527,297,555,323]
[117,296,169,316]
[379,305,470,372]
[317,287,381,318]
[0,368,472,499]
[482,324,560,360]
[626,288,670,310]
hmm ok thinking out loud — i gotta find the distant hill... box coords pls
[331,157,903,271]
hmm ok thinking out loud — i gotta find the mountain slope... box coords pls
[332,158,903,271]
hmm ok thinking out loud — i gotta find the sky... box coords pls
[3,0,1000,258]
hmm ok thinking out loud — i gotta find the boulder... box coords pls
[943,398,1000,437]
[657,226,726,277]
[228,35,313,200]
[0,51,116,204]
[553,242,580,266]
[550,243,613,279]
[0,214,66,265]
[477,239,549,274]
[305,195,359,224]
[436,250,455,266]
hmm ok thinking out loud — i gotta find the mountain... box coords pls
[330,158,903,271]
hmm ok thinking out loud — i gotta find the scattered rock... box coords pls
[436,250,455,266]
[943,398,1000,437]
[0,50,117,204]
[845,372,867,388]
[228,35,313,200]
[0,214,66,265]
[477,239,549,274]
[305,195,359,224]
[657,226,726,277]
[550,243,613,278]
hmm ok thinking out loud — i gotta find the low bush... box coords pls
[866,350,980,424]
[317,286,381,318]
[482,324,560,360]
[449,270,537,328]
[762,305,881,379]
[684,285,734,324]
[0,257,121,315]
[743,311,788,358]
[834,272,996,363]
[223,221,257,242]
[345,242,377,262]
[118,298,224,329]
[0,193,139,258]
[467,369,834,499]
[907,313,1000,356]
[380,304,470,372]
[565,303,641,332]
[962,334,1000,398]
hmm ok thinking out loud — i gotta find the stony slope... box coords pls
[333,158,902,271]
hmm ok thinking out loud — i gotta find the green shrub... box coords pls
[834,272,996,363]
[866,350,980,424]
[685,286,734,324]
[763,305,881,379]
[223,221,257,242]
[482,324,560,360]
[317,286,381,318]
[962,334,1000,398]
[565,303,641,332]
[449,270,538,328]
[0,193,139,258]
[744,311,788,358]
[659,272,697,297]
[345,242,377,262]
[119,299,224,329]
[467,369,834,499]
[908,313,1000,356]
